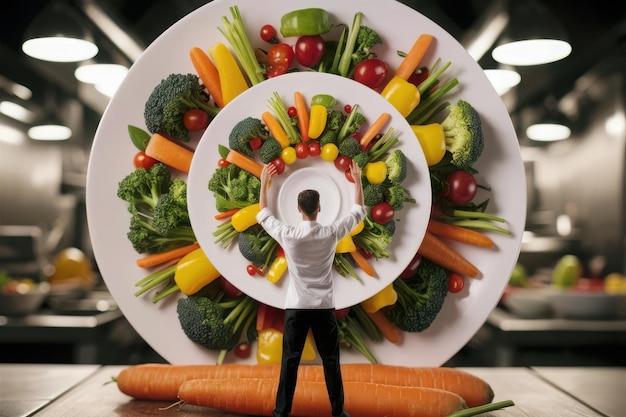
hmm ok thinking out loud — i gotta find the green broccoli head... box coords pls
[351,216,392,259]
[117,163,172,214]
[208,164,253,210]
[384,150,408,184]
[352,151,370,168]
[229,117,269,158]
[363,183,384,207]
[383,183,416,211]
[127,207,195,254]
[384,259,448,332]
[144,73,218,142]
[259,137,283,164]
[441,100,484,168]
[338,137,362,158]
[238,227,277,268]
[152,182,190,236]
[351,25,382,65]
[247,176,261,204]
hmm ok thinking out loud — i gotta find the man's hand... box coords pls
[259,163,277,209]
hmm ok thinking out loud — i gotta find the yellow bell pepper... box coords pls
[364,161,387,184]
[208,42,248,105]
[336,234,356,253]
[361,283,398,313]
[256,328,317,364]
[349,221,364,236]
[381,76,420,118]
[411,123,446,166]
[308,104,327,139]
[232,203,261,232]
[266,256,288,284]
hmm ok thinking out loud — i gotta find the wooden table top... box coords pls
[2,364,624,417]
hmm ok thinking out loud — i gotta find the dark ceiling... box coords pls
[1,0,625,140]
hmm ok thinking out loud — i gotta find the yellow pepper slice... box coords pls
[336,234,356,253]
[308,104,327,139]
[266,256,288,284]
[174,248,221,296]
[380,76,420,118]
[411,123,446,166]
[231,203,261,232]
[361,283,398,313]
[364,161,387,184]
[256,328,317,364]
[349,221,364,236]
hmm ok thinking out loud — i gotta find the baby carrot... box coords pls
[427,219,495,248]
[144,133,194,173]
[395,34,434,81]
[262,111,291,148]
[367,310,401,344]
[189,47,224,108]
[214,208,240,220]
[418,231,479,277]
[359,112,390,148]
[293,91,310,143]
[225,149,264,178]
[350,250,376,277]
[135,242,200,269]
[178,378,466,417]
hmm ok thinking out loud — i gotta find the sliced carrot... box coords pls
[350,250,376,277]
[367,310,400,344]
[178,378,466,417]
[427,219,494,248]
[214,208,240,220]
[116,363,493,407]
[189,47,224,108]
[418,231,479,278]
[359,112,391,148]
[262,111,290,148]
[225,149,264,178]
[144,133,193,173]
[293,91,310,143]
[395,34,434,81]
[135,242,200,269]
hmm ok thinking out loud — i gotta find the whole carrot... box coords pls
[116,363,493,407]
[427,219,494,248]
[135,242,200,269]
[418,231,479,278]
[178,378,466,417]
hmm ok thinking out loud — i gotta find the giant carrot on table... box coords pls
[394,34,434,81]
[144,133,194,173]
[189,47,224,108]
[116,363,494,407]
[135,242,200,268]
[427,219,495,248]
[418,231,479,278]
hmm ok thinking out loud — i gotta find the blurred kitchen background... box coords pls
[1,0,625,366]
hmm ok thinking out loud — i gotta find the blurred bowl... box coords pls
[547,291,626,320]
[0,283,49,316]
[502,288,554,319]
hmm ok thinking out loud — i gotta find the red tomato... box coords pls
[408,66,430,87]
[344,168,354,183]
[287,106,298,118]
[371,202,394,224]
[260,24,277,43]
[335,308,350,320]
[344,104,352,113]
[445,170,478,205]
[133,151,158,169]
[353,58,388,89]
[270,157,285,175]
[218,158,230,168]
[183,109,210,131]
[294,142,309,159]
[220,276,242,297]
[246,264,258,276]
[233,342,252,358]
[334,155,352,172]
[400,253,422,279]
[308,141,321,157]
[295,35,326,68]
[448,273,465,293]
[249,137,263,150]
[267,43,294,77]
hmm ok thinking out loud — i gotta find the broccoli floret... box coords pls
[338,136,362,158]
[384,150,408,184]
[441,100,484,168]
[144,73,219,142]
[352,216,392,259]
[351,25,382,67]
[383,183,416,211]
[152,185,190,235]
[338,105,366,142]
[352,151,370,168]
[127,205,196,253]
[384,259,448,332]
[117,163,172,214]
[208,164,254,211]
[363,183,384,207]
[229,117,270,157]
[177,293,258,364]
[318,110,346,146]
[238,227,278,269]
[247,176,261,204]
[259,137,283,164]
[384,219,396,236]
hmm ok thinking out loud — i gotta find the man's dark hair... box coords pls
[298,189,320,217]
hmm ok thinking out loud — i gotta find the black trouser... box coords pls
[274,308,345,417]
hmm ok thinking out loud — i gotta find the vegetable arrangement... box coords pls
[115,4,514,370]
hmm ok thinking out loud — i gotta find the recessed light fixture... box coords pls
[492,39,572,66]
[526,123,571,141]
[74,63,128,84]
[483,69,521,95]
[28,124,72,141]
[0,101,36,123]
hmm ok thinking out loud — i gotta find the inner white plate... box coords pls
[86,0,526,366]
[188,72,430,310]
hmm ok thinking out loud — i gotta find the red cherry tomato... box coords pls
[344,168,354,183]
[249,137,263,150]
[294,142,309,159]
[400,253,422,279]
[246,264,258,276]
[353,58,388,89]
[220,276,242,297]
[448,273,465,293]
[260,24,277,43]
[183,109,210,131]
[233,342,252,358]
[344,104,352,113]
[218,158,230,168]
[133,151,158,169]
[267,43,294,77]
[270,157,286,175]
[295,35,326,68]
[371,202,394,224]
[334,155,352,172]
[445,170,478,205]
[287,106,298,118]
[308,141,321,157]
[408,66,430,87]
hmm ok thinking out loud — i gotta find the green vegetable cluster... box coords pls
[441,100,484,168]
[208,163,261,212]
[229,117,269,158]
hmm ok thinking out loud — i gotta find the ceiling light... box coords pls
[0,123,26,145]
[22,3,98,62]
[526,123,571,141]
[28,124,72,141]
[492,39,572,66]
[483,69,521,95]
[74,63,128,84]
[0,101,36,123]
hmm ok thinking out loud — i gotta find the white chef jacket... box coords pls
[256,204,366,309]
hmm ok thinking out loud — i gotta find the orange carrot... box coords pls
[350,250,376,277]
[178,378,466,417]
[262,111,291,148]
[427,219,494,248]
[189,47,224,108]
[418,231,479,277]
[367,310,400,344]
[144,133,194,173]
[293,91,310,143]
[116,363,493,407]
[395,34,434,80]
[225,149,264,178]
[359,112,391,147]
[214,208,240,220]
[135,242,200,269]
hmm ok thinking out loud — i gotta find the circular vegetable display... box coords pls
[86,0,525,367]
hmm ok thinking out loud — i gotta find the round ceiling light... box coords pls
[483,69,521,95]
[28,124,72,141]
[526,123,571,141]
[492,39,572,66]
